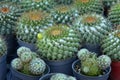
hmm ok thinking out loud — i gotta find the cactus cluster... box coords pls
[77,49,111,76]
[0,36,7,57]
[0,1,22,35]
[37,24,81,60]
[16,10,53,44]
[11,47,46,75]
[101,30,120,61]
[50,4,79,24]
[102,0,118,7]
[54,0,73,5]
[50,73,76,80]
[108,3,120,26]
[20,0,55,11]
[73,13,111,44]
[73,0,103,15]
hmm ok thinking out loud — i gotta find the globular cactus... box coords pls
[37,24,81,60]
[73,0,103,15]
[0,36,7,57]
[73,13,111,44]
[16,10,53,44]
[101,30,120,61]
[0,1,22,35]
[102,0,118,7]
[97,55,111,69]
[108,3,120,26]
[50,4,79,24]
[68,76,76,80]
[11,58,23,70]
[20,52,32,63]
[20,0,55,11]
[29,58,46,75]
[54,0,73,5]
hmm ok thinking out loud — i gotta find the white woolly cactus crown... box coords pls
[73,13,112,44]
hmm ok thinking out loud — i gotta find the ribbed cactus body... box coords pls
[37,24,81,60]
[101,30,120,61]
[16,10,53,44]
[0,1,22,35]
[102,0,118,7]
[54,0,73,4]
[73,13,111,44]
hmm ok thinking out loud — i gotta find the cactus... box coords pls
[37,24,81,60]
[20,0,55,11]
[11,47,46,75]
[50,4,79,24]
[73,0,103,15]
[73,13,111,44]
[0,36,7,57]
[108,3,120,26]
[29,58,46,75]
[68,76,76,80]
[54,0,73,5]
[77,49,111,76]
[50,73,67,80]
[102,0,118,7]
[101,30,120,61]
[0,1,22,35]
[16,10,53,44]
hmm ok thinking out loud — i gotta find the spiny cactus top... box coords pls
[0,36,7,57]
[102,0,118,7]
[50,73,76,80]
[108,3,120,26]
[101,30,120,61]
[0,1,22,36]
[54,0,73,5]
[77,49,111,76]
[11,47,46,75]
[37,24,81,60]
[50,4,79,24]
[73,13,111,44]
[20,0,55,11]
[16,10,53,44]
[72,0,103,15]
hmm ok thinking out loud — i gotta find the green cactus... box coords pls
[101,30,120,61]
[73,0,103,15]
[20,0,55,11]
[108,3,120,26]
[68,76,76,80]
[77,49,111,76]
[102,0,118,7]
[73,13,111,44]
[50,4,79,24]
[29,58,46,75]
[11,47,46,75]
[0,1,22,36]
[0,36,7,57]
[16,10,53,44]
[54,0,73,5]
[37,24,81,60]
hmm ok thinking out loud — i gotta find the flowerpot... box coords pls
[39,73,55,80]
[81,43,102,56]
[0,54,7,80]
[110,61,120,80]
[17,39,37,52]
[44,57,77,76]
[10,64,50,80]
[72,60,111,80]
[7,72,12,80]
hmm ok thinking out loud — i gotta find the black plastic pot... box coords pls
[39,73,55,80]
[7,72,12,80]
[17,39,37,52]
[72,60,111,80]
[10,65,50,80]
[44,57,77,76]
[81,43,102,56]
[0,54,7,80]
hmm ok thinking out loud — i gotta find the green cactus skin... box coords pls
[73,0,103,15]
[68,76,77,80]
[108,3,120,26]
[0,36,7,57]
[97,55,111,69]
[101,30,120,61]
[50,73,67,80]
[20,52,32,63]
[29,58,46,75]
[37,24,81,60]
[0,1,22,36]
[11,58,23,70]
[73,13,111,44]
[17,46,31,57]
[50,4,79,24]
[102,0,118,7]
[16,10,53,44]
[20,0,55,12]
[54,0,73,5]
